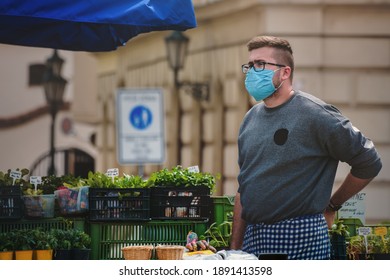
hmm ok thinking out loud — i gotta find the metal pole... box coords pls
[174,68,182,165]
[48,108,57,175]
[138,164,144,178]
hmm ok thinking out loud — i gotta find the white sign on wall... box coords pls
[116,88,165,164]
[338,192,366,224]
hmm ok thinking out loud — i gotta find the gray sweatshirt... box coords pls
[237,91,382,224]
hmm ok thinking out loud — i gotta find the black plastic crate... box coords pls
[0,186,23,220]
[150,186,211,220]
[89,188,151,221]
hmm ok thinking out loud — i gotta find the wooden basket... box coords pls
[122,245,154,260]
[155,245,185,260]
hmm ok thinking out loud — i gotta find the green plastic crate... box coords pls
[211,196,234,225]
[89,220,208,260]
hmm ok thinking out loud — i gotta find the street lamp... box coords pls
[165,31,209,101]
[43,49,67,175]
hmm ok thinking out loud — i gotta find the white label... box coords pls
[106,168,119,177]
[338,192,366,224]
[10,170,22,185]
[30,176,42,185]
[358,227,372,236]
[10,170,22,180]
[188,166,200,173]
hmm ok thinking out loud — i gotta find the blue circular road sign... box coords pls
[129,105,153,130]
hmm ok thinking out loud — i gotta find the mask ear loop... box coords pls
[267,68,285,99]
[274,68,285,92]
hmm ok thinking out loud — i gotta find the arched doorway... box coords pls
[30,148,95,178]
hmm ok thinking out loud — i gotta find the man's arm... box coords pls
[324,172,374,228]
[230,192,247,250]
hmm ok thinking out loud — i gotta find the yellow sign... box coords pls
[374,227,387,236]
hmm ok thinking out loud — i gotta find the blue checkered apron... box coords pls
[242,213,330,260]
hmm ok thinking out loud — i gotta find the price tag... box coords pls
[106,168,119,182]
[30,176,42,192]
[374,227,387,236]
[30,176,42,185]
[358,227,372,236]
[188,166,200,173]
[106,168,119,177]
[10,170,22,185]
[374,226,388,248]
[358,227,372,254]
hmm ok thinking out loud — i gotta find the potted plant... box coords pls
[51,229,73,260]
[22,185,56,219]
[329,219,350,260]
[0,232,14,260]
[0,168,31,187]
[147,165,218,192]
[54,174,89,216]
[31,228,57,260]
[10,229,35,260]
[71,229,92,260]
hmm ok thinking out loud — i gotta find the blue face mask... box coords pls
[245,68,280,101]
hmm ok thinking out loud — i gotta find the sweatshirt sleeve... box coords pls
[325,116,382,179]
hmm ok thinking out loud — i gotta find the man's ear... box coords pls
[282,66,292,81]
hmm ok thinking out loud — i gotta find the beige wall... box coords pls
[0,46,98,174]
[95,0,390,223]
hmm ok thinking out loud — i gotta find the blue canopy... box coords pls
[0,0,197,52]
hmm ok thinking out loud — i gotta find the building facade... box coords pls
[0,0,388,223]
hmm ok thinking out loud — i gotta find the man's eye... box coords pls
[254,61,264,67]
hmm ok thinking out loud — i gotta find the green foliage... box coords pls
[70,230,91,249]
[50,229,72,250]
[329,219,350,237]
[41,174,84,193]
[200,221,232,248]
[115,174,150,188]
[86,171,117,188]
[147,165,218,193]
[0,168,31,187]
[30,228,57,250]
[49,228,91,250]
[0,232,14,251]
[8,229,35,251]
[1,227,91,252]
[19,173,85,195]
[61,174,87,189]
[347,232,390,259]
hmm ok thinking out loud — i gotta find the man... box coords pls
[230,35,382,259]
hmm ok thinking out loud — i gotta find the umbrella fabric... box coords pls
[0,0,197,52]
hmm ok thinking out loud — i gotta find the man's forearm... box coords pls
[230,193,247,249]
[330,172,374,206]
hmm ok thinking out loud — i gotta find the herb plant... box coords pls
[147,165,218,193]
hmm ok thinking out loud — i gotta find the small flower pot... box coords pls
[53,249,72,260]
[0,251,14,260]
[14,250,33,260]
[72,249,91,260]
[34,249,53,260]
